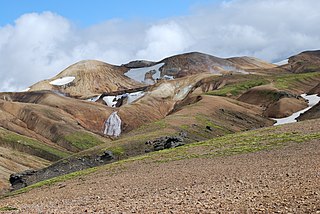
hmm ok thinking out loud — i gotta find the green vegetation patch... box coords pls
[195,114,227,131]
[133,120,168,134]
[151,129,320,162]
[0,206,18,211]
[0,128,71,161]
[304,65,320,72]
[274,72,320,89]
[109,146,125,156]
[206,79,269,97]
[63,132,105,150]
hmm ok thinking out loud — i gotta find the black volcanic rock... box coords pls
[146,136,184,151]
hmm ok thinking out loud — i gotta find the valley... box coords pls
[0,50,320,212]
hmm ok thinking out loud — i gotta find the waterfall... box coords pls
[104,112,122,137]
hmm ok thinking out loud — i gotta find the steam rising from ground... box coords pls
[1,0,320,91]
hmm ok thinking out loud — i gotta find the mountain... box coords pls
[281,50,320,73]
[158,52,276,77]
[0,50,320,211]
[28,52,277,102]
[122,52,276,84]
[29,60,144,99]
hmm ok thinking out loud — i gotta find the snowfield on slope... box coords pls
[125,63,165,84]
[273,94,320,125]
[102,91,145,107]
[49,76,75,86]
[104,112,121,137]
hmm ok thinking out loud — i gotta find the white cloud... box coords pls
[136,21,194,60]
[1,0,320,91]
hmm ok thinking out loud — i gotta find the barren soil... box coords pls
[1,119,320,213]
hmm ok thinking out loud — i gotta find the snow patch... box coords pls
[102,91,145,107]
[125,63,165,84]
[273,94,320,126]
[274,59,288,66]
[104,112,121,137]
[163,75,174,80]
[87,95,101,102]
[127,91,145,104]
[49,76,75,86]
[103,96,117,107]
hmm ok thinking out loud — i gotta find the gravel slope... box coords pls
[1,119,320,213]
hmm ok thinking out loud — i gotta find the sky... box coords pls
[0,0,320,91]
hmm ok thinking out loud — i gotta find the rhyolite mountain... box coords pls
[0,50,320,193]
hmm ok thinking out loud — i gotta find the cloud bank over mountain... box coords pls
[1,0,320,91]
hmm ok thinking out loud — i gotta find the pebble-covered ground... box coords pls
[1,120,320,213]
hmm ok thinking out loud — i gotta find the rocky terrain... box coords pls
[1,118,320,213]
[0,50,320,212]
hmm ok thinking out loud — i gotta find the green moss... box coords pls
[109,146,125,156]
[180,124,189,130]
[195,115,224,130]
[134,120,167,134]
[63,132,105,150]
[150,129,320,163]
[0,128,71,161]
[306,65,320,71]
[274,72,320,89]
[0,206,18,211]
[206,79,269,97]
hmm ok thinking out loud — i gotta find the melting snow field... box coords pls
[49,76,75,86]
[87,95,101,102]
[125,63,165,84]
[104,112,121,137]
[102,91,145,107]
[273,94,320,126]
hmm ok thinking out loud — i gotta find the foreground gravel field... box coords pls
[1,120,320,213]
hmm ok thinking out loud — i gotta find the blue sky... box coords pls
[1,0,320,91]
[0,0,217,27]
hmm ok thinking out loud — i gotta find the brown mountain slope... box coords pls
[237,85,307,118]
[298,103,320,121]
[0,92,112,146]
[159,52,276,78]
[29,60,144,99]
[284,50,320,73]
[227,56,276,70]
[308,82,320,94]
[121,52,276,85]
[0,91,114,190]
